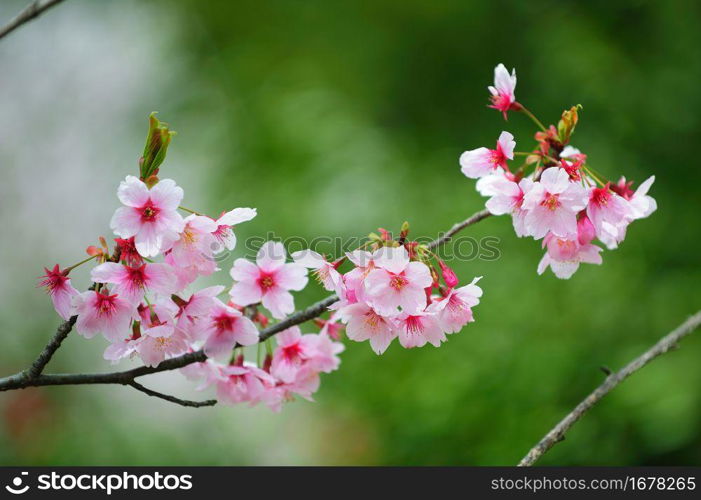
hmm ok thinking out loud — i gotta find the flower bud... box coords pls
[557,105,581,145]
[399,221,410,243]
[577,214,596,246]
[140,112,175,180]
[378,228,392,241]
[438,259,459,288]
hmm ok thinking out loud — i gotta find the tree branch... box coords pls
[0,0,65,41]
[426,209,491,250]
[26,315,76,378]
[128,381,216,408]
[0,207,493,401]
[517,309,701,466]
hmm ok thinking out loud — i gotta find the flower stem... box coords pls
[519,106,548,133]
[66,254,98,272]
[582,166,606,187]
[178,205,203,216]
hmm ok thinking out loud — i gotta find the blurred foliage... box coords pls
[1,0,700,465]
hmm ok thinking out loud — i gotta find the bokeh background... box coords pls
[1,0,700,465]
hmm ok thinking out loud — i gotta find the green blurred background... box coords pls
[1,0,700,465]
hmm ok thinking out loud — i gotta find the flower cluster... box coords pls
[460,64,657,279]
[38,113,484,411]
[292,240,483,355]
[38,170,346,411]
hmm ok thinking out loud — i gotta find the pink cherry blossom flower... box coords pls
[114,237,143,266]
[172,285,225,339]
[261,366,321,413]
[560,145,585,161]
[110,176,185,257]
[537,233,603,279]
[614,176,657,220]
[428,277,483,334]
[364,246,432,316]
[73,289,135,342]
[576,214,596,245]
[341,248,383,304]
[316,314,344,340]
[199,299,259,357]
[488,63,518,119]
[168,214,218,275]
[270,327,318,383]
[137,329,189,367]
[306,333,344,374]
[216,363,276,406]
[229,241,308,319]
[460,131,516,179]
[91,262,176,305]
[292,249,343,292]
[586,184,631,243]
[136,300,178,337]
[212,207,257,252]
[395,311,446,348]
[522,167,589,239]
[38,264,79,320]
[103,337,139,364]
[180,359,223,390]
[339,302,397,354]
[477,171,531,231]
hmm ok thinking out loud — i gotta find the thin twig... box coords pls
[426,209,491,249]
[518,309,701,466]
[128,381,216,408]
[0,0,65,41]
[26,315,76,378]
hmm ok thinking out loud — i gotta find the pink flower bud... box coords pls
[577,214,596,245]
[439,260,459,288]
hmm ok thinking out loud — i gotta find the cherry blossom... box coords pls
[537,233,603,279]
[171,285,225,340]
[292,249,343,292]
[615,175,657,220]
[38,264,79,320]
[428,277,483,334]
[212,207,257,252]
[261,366,321,413]
[395,312,446,349]
[229,241,308,319]
[477,172,534,237]
[460,131,516,179]
[364,246,432,316]
[270,326,318,383]
[340,302,397,354]
[110,176,185,257]
[73,289,135,342]
[216,363,276,406]
[488,63,518,119]
[586,184,631,244]
[198,299,259,357]
[114,237,143,267]
[522,167,589,239]
[90,262,176,305]
[168,214,218,275]
[103,337,139,365]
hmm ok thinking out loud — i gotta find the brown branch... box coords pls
[0,207,493,403]
[518,309,701,466]
[0,0,65,41]
[426,209,491,250]
[26,315,76,378]
[128,381,216,408]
